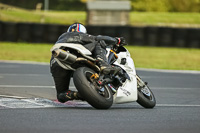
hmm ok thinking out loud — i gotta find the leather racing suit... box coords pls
[50,31,118,102]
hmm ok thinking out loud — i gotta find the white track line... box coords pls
[0,95,28,99]
[0,85,76,89]
[0,60,48,65]
[152,87,200,90]
[0,73,49,76]
[136,68,200,74]
[0,85,55,88]
[1,85,198,90]
[156,104,200,107]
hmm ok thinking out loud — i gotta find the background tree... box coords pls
[131,0,171,12]
[169,0,200,12]
[131,0,200,12]
[0,0,199,12]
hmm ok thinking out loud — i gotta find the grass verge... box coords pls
[0,4,200,27]
[0,10,86,25]
[0,42,200,71]
[126,46,200,70]
[0,42,52,62]
[130,12,200,27]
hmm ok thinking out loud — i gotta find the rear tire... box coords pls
[73,67,113,109]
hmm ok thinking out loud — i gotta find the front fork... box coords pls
[136,75,151,97]
[136,75,147,88]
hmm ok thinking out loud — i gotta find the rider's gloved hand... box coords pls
[115,37,127,47]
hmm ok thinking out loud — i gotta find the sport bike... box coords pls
[51,43,156,109]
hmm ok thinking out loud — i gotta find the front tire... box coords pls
[136,75,156,108]
[73,67,113,109]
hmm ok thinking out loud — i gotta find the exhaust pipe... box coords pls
[52,48,77,64]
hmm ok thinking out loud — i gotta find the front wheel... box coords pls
[73,67,113,109]
[136,75,156,108]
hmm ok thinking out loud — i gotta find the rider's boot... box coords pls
[97,57,118,74]
[57,90,84,103]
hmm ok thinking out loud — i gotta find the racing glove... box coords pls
[115,37,127,47]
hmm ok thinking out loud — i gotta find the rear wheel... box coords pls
[73,67,113,109]
[136,75,156,108]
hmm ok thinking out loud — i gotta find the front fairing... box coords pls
[106,47,136,76]
[106,47,138,103]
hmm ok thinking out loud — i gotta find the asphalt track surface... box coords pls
[0,61,200,133]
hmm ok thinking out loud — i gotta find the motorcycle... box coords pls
[50,42,156,109]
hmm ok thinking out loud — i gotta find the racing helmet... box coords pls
[67,23,87,33]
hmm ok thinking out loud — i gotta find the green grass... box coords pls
[0,10,86,25]
[0,42,200,71]
[130,12,200,27]
[126,46,200,70]
[0,4,200,27]
[0,42,52,62]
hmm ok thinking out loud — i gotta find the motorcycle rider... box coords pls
[50,23,126,103]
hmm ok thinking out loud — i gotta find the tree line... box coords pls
[131,0,200,12]
[0,0,199,12]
